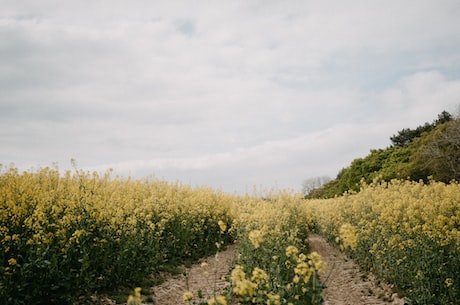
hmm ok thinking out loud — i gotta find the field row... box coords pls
[304,179,460,305]
[1,166,235,304]
[1,166,459,304]
[1,166,323,305]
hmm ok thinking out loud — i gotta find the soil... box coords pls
[116,235,408,305]
[150,245,238,305]
[308,234,407,305]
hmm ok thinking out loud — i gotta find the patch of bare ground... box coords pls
[150,245,238,305]
[103,236,409,305]
[308,234,407,305]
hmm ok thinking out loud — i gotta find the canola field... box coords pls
[304,180,460,305]
[1,166,234,304]
[1,165,459,305]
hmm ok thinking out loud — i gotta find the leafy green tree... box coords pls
[390,122,435,147]
[390,110,452,147]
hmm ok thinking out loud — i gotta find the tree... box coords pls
[390,110,453,147]
[390,123,432,147]
[306,111,457,199]
[302,176,331,196]
[416,118,460,182]
[434,110,453,125]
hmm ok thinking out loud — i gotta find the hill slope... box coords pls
[307,111,460,198]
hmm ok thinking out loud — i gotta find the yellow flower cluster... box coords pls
[9,164,458,305]
[248,229,264,249]
[228,190,324,304]
[304,179,460,305]
[251,267,269,284]
[285,245,299,258]
[207,295,227,305]
[127,287,142,305]
[338,223,358,251]
[218,220,227,233]
[308,252,325,273]
[231,265,256,298]
[0,165,235,304]
[182,291,193,303]
[231,247,325,304]
[231,192,323,305]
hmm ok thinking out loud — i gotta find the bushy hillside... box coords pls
[307,111,460,198]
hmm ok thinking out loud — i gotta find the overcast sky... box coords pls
[1,1,460,194]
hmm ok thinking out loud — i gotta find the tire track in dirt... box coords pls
[150,236,408,305]
[151,245,237,305]
[308,234,407,305]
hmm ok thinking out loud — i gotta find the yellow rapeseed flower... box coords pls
[230,267,256,298]
[251,267,269,284]
[339,223,358,250]
[248,229,264,249]
[266,293,280,305]
[127,287,142,305]
[231,265,246,282]
[285,245,299,257]
[294,262,309,276]
[308,251,325,272]
[218,220,227,233]
[207,296,227,305]
[182,291,193,302]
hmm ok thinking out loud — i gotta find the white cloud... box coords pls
[1,1,460,193]
[379,71,460,126]
[84,121,390,192]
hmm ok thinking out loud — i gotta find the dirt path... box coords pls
[147,235,408,305]
[151,245,238,305]
[308,234,406,305]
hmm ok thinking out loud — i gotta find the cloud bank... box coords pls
[1,1,460,193]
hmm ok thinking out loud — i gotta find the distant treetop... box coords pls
[306,110,458,199]
[390,110,452,147]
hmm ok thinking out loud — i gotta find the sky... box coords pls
[1,1,460,194]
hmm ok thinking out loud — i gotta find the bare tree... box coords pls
[302,176,331,196]
[419,119,460,182]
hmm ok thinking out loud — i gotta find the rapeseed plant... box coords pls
[230,191,324,304]
[207,295,227,305]
[0,165,235,304]
[182,291,193,303]
[9,164,458,305]
[127,287,142,305]
[338,223,358,251]
[304,179,460,305]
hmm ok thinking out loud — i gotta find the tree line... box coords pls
[304,110,460,198]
